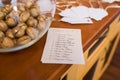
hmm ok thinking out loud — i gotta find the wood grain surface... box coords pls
[0,1,120,80]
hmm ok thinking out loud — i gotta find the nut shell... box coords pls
[27,17,37,27]
[37,15,45,21]
[4,5,12,13]
[25,1,33,8]
[17,23,27,30]
[18,5,26,12]
[6,29,15,38]
[0,11,5,20]
[1,37,14,48]
[17,36,31,45]
[0,20,8,32]
[20,11,30,22]
[13,25,25,38]
[37,21,45,30]
[15,29,25,37]
[0,30,5,42]
[30,8,39,17]
[6,17,17,27]
[0,30,4,38]
[26,27,39,39]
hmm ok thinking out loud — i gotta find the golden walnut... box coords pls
[0,20,8,32]
[3,5,12,14]
[20,11,30,22]
[6,17,17,27]
[6,29,15,38]
[0,30,5,42]
[0,2,46,48]
[27,17,37,27]
[13,23,27,38]
[18,5,26,12]
[26,27,39,39]
[17,23,27,30]
[25,1,33,8]
[0,30,4,38]
[17,36,31,45]
[30,7,39,17]
[37,21,45,30]
[0,11,5,20]
[1,37,14,48]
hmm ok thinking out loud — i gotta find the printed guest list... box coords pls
[41,28,85,64]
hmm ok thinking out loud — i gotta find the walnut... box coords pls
[37,15,45,30]
[6,10,19,25]
[1,8,8,15]
[6,29,15,38]
[17,36,31,45]
[13,25,25,38]
[1,5,12,16]
[4,5,12,13]
[6,17,17,27]
[0,30,5,42]
[37,21,45,30]
[20,11,30,22]
[1,37,14,48]
[37,15,45,22]
[26,27,39,39]
[0,11,5,20]
[26,17,37,27]
[12,23,27,38]
[30,7,39,17]
[0,20,8,32]
[0,30,4,38]
[25,1,33,8]
[17,23,27,30]
[18,5,26,12]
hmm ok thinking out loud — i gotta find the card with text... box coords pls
[41,28,85,64]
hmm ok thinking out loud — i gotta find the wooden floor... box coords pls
[100,41,120,80]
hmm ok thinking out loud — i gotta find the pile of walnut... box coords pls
[0,1,46,48]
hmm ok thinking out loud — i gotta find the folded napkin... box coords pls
[59,6,108,24]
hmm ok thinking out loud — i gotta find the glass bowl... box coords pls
[0,0,56,52]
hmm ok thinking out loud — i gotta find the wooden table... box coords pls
[0,1,120,80]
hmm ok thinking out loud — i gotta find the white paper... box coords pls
[70,6,90,18]
[61,17,93,24]
[41,28,85,64]
[88,8,108,21]
[59,8,78,18]
[102,0,120,3]
[59,6,108,24]
[59,6,92,24]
